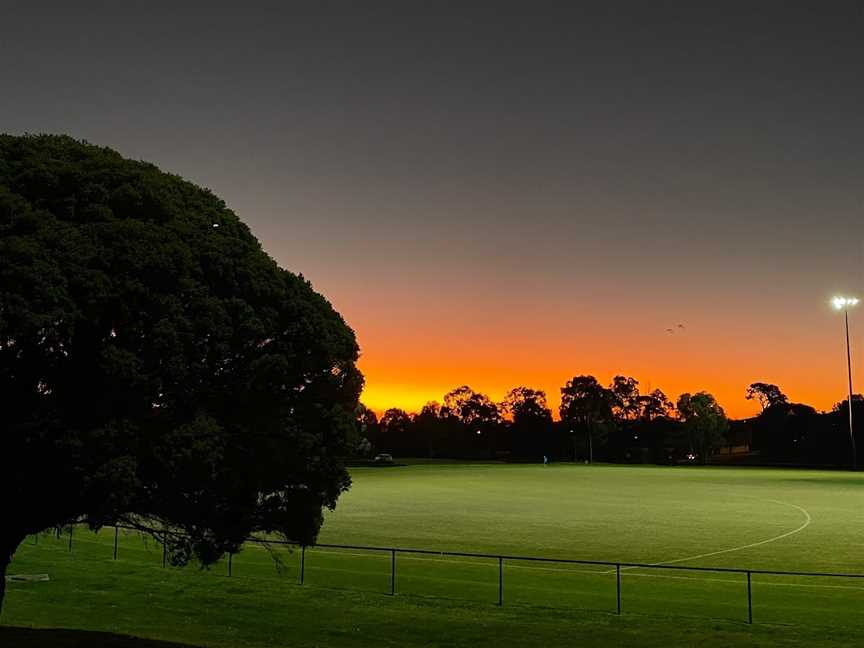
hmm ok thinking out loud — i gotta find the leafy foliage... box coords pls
[502,387,554,460]
[502,387,552,426]
[559,376,614,425]
[0,135,362,605]
[676,392,729,463]
[745,383,788,411]
[443,386,502,428]
[637,389,674,421]
[610,375,641,421]
[560,376,617,463]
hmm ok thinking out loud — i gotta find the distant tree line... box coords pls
[354,379,862,469]
[354,376,729,465]
[741,388,864,468]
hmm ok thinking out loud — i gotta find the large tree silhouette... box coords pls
[0,135,362,612]
[745,383,788,412]
[676,392,728,463]
[502,387,553,459]
[443,385,502,427]
[637,389,674,422]
[610,375,641,422]
[560,376,615,463]
[377,408,414,453]
[442,386,502,456]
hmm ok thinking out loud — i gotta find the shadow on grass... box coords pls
[0,627,201,648]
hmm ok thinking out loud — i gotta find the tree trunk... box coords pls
[0,533,24,617]
[0,552,10,617]
[0,551,8,616]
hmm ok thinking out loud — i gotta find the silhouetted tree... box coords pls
[746,383,788,412]
[354,404,379,456]
[502,387,554,460]
[444,385,502,427]
[502,387,551,423]
[560,376,615,463]
[379,408,413,431]
[377,408,414,453]
[441,386,503,456]
[676,392,729,463]
[749,401,819,463]
[0,135,362,613]
[832,394,864,412]
[419,401,443,418]
[832,395,864,468]
[605,387,678,464]
[412,401,448,457]
[637,389,674,421]
[610,375,641,422]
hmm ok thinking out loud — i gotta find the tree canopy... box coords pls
[443,385,502,428]
[559,376,614,425]
[745,382,788,412]
[610,375,641,421]
[502,387,551,425]
[560,376,616,463]
[0,134,362,610]
[676,392,729,463]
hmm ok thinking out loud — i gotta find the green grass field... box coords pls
[5,462,864,646]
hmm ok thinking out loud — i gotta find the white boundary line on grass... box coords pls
[72,498,813,578]
[242,498,813,575]
[649,499,812,567]
[607,498,812,574]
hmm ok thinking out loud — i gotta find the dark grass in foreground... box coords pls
[6,463,864,646]
[0,627,197,648]
[2,535,860,647]
[3,580,860,648]
[16,513,864,629]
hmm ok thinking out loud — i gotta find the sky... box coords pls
[1,1,862,418]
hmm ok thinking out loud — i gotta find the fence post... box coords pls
[228,553,233,577]
[113,526,119,560]
[616,563,621,615]
[68,526,73,552]
[498,557,503,606]
[299,545,306,585]
[391,549,396,595]
[747,570,752,624]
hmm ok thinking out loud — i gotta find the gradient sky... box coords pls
[2,2,862,418]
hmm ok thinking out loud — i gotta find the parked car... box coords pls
[373,453,394,465]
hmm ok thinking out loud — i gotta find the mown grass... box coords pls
[4,462,864,646]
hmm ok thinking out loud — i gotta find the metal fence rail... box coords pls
[32,524,864,627]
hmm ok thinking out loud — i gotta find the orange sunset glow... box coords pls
[339,286,864,421]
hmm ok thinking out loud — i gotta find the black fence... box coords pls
[28,524,864,627]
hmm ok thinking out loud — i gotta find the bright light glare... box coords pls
[833,296,860,310]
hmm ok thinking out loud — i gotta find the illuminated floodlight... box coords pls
[830,295,859,470]
[832,296,860,310]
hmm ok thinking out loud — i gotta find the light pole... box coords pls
[833,296,860,470]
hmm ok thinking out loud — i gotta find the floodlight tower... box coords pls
[832,296,860,470]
